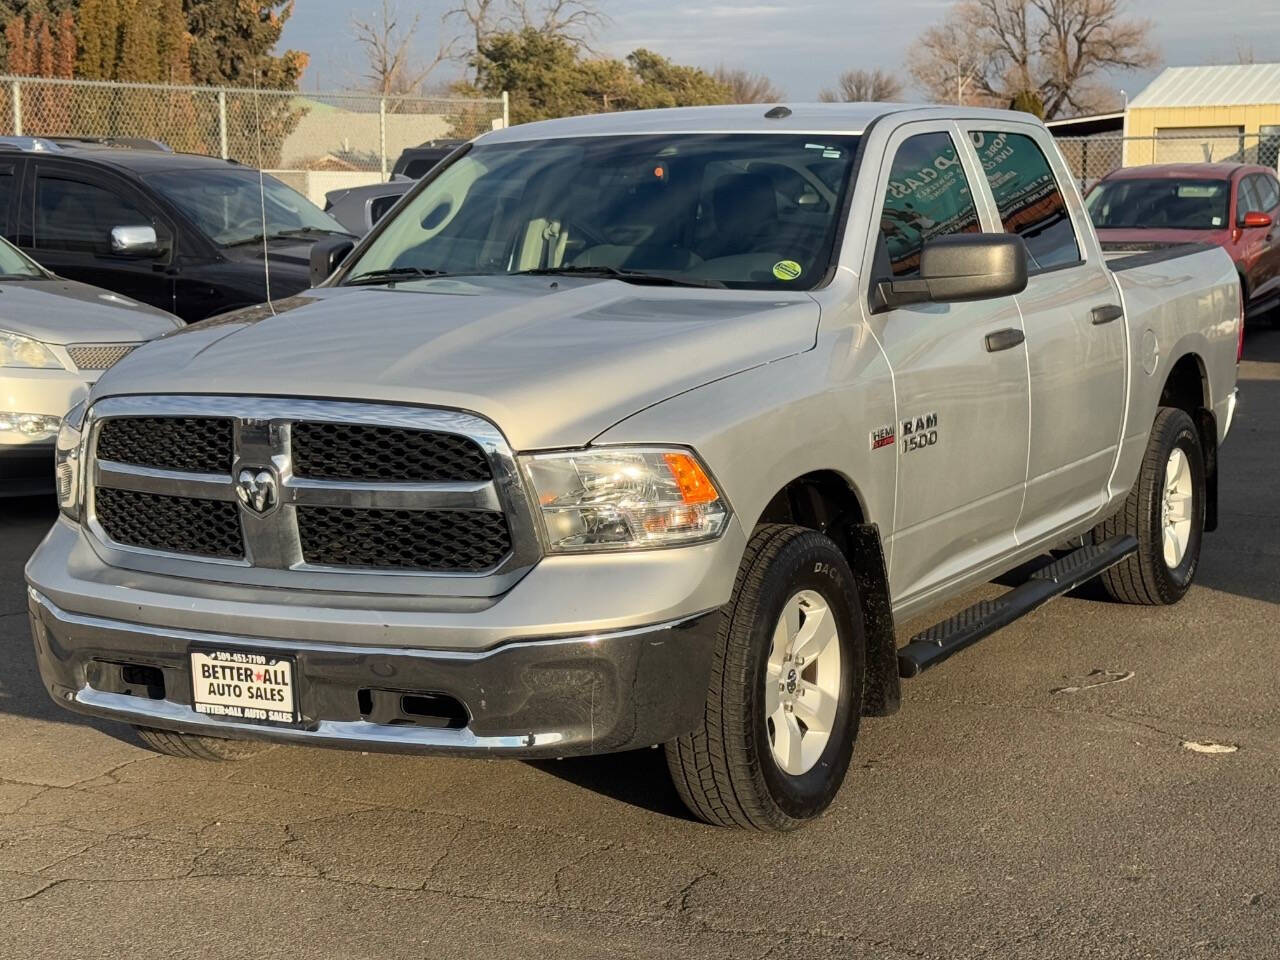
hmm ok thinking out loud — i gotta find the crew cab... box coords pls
[27,105,1241,830]
[0,137,353,322]
[1087,162,1280,322]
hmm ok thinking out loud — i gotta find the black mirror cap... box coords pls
[310,236,356,287]
[874,233,1028,311]
[919,233,1028,302]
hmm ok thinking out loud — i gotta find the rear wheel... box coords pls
[133,726,276,761]
[1094,407,1205,605]
[666,524,865,830]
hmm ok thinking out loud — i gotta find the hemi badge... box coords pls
[870,425,896,450]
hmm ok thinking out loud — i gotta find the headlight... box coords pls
[0,330,61,368]
[55,401,86,521]
[521,447,730,552]
[0,412,63,439]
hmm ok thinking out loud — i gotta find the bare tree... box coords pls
[445,0,605,66]
[352,0,450,97]
[911,0,1158,119]
[910,8,997,105]
[712,66,784,104]
[818,68,904,103]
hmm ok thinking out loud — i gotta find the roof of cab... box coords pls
[478,102,1046,144]
[1101,162,1267,181]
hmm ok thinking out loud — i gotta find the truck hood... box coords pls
[93,276,820,449]
[0,279,180,344]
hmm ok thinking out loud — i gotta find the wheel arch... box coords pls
[755,471,900,717]
[1158,351,1219,532]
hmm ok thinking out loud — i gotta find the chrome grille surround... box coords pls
[83,396,541,598]
[66,343,137,371]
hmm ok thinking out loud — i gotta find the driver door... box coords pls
[861,122,1031,604]
[24,160,177,313]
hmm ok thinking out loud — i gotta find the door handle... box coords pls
[1091,304,1124,325]
[984,328,1025,352]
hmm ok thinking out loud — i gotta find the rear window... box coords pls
[1086,177,1231,231]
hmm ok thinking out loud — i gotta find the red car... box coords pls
[1086,162,1280,321]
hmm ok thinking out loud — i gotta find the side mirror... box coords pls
[1241,210,1273,229]
[110,224,160,258]
[310,236,355,286]
[874,234,1028,311]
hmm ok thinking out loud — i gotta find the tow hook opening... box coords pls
[357,688,469,729]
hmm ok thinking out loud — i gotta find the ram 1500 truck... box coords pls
[27,105,1241,830]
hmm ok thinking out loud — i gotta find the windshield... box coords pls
[0,235,46,278]
[344,133,861,291]
[1086,177,1231,231]
[149,169,349,247]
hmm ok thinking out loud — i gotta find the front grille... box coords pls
[292,422,491,483]
[67,343,137,371]
[86,398,528,583]
[96,417,233,474]
[297,507,510,571]
[95,487,244,559]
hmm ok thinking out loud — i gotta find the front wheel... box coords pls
[133,726,276,761]
[1094,407,1206,605]
[666,524,865,830]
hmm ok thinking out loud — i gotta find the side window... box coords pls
[970,130,1080,271]
[34,172,166,254]
[1237,177,1262,221]
[1259,175,1280,212]
[877,131,980,279]
[0,165,13,237]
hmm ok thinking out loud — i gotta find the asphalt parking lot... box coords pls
[1,329,1277,960]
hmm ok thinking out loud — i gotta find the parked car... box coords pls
[392,138,465,179]
[323,176,415,235]
[1087,163,1280,321]
[0,235,180,496]
[29,105,1240,830]
[324,140,466,235]
[0,137,354,322]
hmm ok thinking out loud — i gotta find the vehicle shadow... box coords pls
[524,748,699,822]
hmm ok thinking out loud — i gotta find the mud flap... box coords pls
[845,522,901,717]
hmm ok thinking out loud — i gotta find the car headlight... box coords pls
[55,401,86,521]
[0,329,61,368]
[521,447,730,552]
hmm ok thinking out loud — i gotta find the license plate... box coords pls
[190,648,298,725]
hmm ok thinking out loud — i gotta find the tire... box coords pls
[133,726,276,761]
[666,524,866,830]
[1094,407,1205,605]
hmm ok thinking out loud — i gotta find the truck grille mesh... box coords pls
[66,343,136,371]
[95,487,244,559]
[96,417,233,474]
[297,507,510,571]
[291,422,491,483]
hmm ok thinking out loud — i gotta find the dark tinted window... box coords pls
[1086,177,1230,230]
[1238,176,1262,218]
[369,193,400,225]
[0,166,13,235]
[971,131,1080,270]
[878,131,980,279]
[402,156,444,179]
[35,173,165,254]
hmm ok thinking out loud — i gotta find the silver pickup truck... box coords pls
[27,104,1241,830]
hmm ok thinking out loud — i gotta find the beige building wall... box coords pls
[1125,104,1280,165]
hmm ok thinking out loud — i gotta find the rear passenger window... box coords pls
[34,173,166,255]
[877,131,980,279]
[970,131,1080,271]
[1258,176,1280,211]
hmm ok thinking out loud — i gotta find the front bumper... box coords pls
[28,588,721,758]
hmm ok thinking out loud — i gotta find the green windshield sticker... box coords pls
[773,260,803,281]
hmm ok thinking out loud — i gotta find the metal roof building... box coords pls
[1125,64,1280,166]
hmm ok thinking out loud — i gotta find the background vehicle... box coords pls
[1087,162,1280,321]
[323,176,415,235]
[28,105,1240,831]
[0,137,353,322]
[324,140,467,235]
[0,236,180,496]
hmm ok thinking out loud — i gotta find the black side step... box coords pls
[897,535,1138,678]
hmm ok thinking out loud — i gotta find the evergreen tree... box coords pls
[76,0,122,80]
[117,0,160,82]
[184,0,307,88]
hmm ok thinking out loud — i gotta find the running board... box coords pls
[897,535,1138,678]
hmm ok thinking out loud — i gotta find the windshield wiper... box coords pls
[515,265,725,289]
[344,266,451,286]
[273,226,357,240]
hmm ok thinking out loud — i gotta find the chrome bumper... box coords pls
[28,589,720,758]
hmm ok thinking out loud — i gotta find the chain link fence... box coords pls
[0,75,507,204]
[1056,133,1280,192]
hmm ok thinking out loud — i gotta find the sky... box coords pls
[281,0,1280,105]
